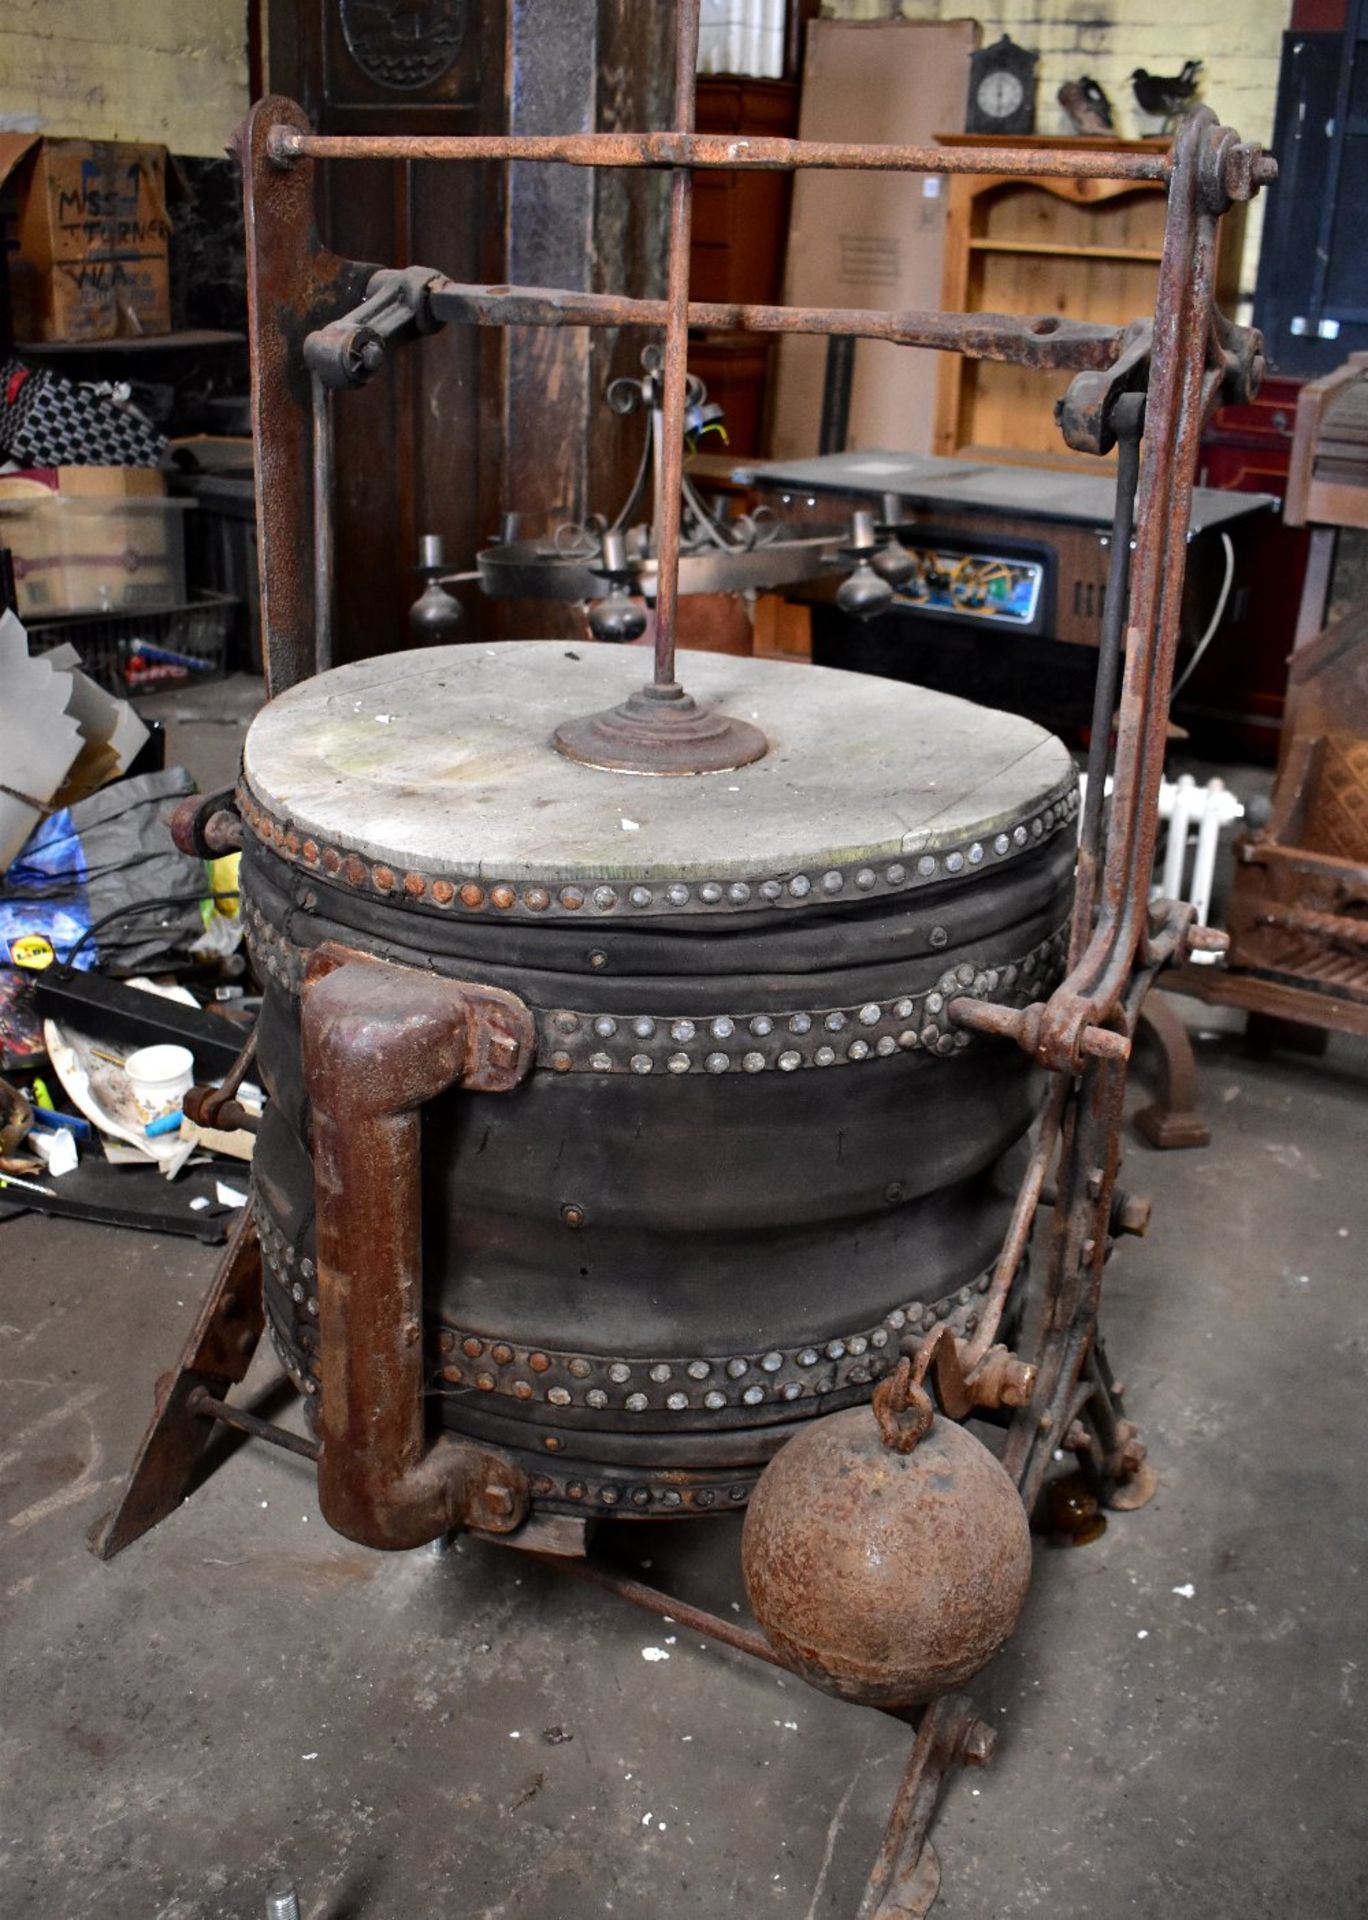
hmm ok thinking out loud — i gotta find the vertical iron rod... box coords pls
[651,0,701,690]
[311,371,335,675]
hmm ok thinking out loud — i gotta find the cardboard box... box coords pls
[0,137,171,342]
[769,19,978,462]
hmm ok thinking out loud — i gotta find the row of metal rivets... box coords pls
[525,1472,753,1511]
[540,931,1067,1075]
[431,1276,993,1414]
[238,778,1078,920]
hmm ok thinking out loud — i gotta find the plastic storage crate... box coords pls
[23,590,238,694]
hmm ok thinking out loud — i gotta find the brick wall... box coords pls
[0,0,249,159]
[822,0,1292,300]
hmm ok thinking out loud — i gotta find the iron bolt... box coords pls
[1185,923,1230,956]
[1065,1420,1091,1451]
[490,1034,521,1069]
[482,1484,516,1521]
[1113,1192,1152,1237]
[958,1719,997,1768]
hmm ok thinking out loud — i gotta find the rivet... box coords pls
[598,1484,619,1502]
[778,1050,802,1072]
[526,887,550,911]
[700,882,722,904]
[728,881,751,904]
[667,1019,695,1044]
[946,851,965,874]
[554,1011,579,1035]
[372,864,396,893]
[789,1012,812,1035]
[936,1033,955,1055]
[705,1051,729,1073]
[560,887,585,911]
[661,1489,683,1507]
[462,1338,484,1358]
[825,1011,847,1032]
[696,1489,716,1506]
[566,1480,586,1500]
[822,870,843,893]
[633,1016,655,1039]
[742,1384,765,1405]
[887,1308,907,1330]
[594,1015,618,1038]
[431,878,455,906]
[666,883,690,907]
[759,879,782,901]
[590,1051,613,1071]
[994,834,1010,856]
[666,1392,689,1411]
[586,1388,608,1409]
[742,1051,765,1073]
[303,840,320,865]
[704,1389,726,1409]
[490,883,516,909]
[589,949,608,970]
[457,881,483,910]
[876,1035,897,1056]
[551,1051,573,1072]
[291,1282,304,1303]
[667,1053,691,1074]
[1031,818,1043,837]
[530,1475,555,1496]
[849,1364,870,1384]
[560,1203,586,1228]
[798,1348,819,1366]
[593,886,618,911]
[930,927,949,948]
[871,1328,889,1348]
[969,843,984,864]
[926,991,944,1014]
[630,1486,651,1505]
[630,886,652,907]
[726,1358,749,1378]
[475,1372,496,1391]
[687,1360,710,1380]
[543,1436,563,1451]
[630,1054,653,1075]
[781,1382,802,1400]
[649,1363,672,1383]
[491,1343,513,1365]
[856,868,876,890]
[512,1379,534,1400]
[760,1351,783,1372]
[815,1045,835,1066]
[625,1393,649,1413]
[534,1352,557,1374]
[917,854,937,877]
[608,1364,632,1384]
[729,1486,748,1502]
[957,963,975,986]
[1014,824,1029,846]
[547,1386,572,1407]
[438,1330,456,1355]
[711,1016,735,1040]
[847,1335,869,1356]
[859,1003,881,1025]
[789,874,811,897]
[826,1340,846,1360]
[848,1039,870,1061]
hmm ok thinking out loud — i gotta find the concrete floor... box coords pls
[2,677,1366,1918]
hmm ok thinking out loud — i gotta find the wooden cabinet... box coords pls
[933,135,1245,467]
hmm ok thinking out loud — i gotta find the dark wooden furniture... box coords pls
[1172,355,1368,1041]
[687,76,799,454]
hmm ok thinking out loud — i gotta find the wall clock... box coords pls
[965,35,1038,137]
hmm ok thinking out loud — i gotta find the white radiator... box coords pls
[1080,772,1244,963]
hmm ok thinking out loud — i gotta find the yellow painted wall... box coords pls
[0,0,249,158]
[823,0,1292,300]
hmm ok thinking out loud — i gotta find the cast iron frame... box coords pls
[97,4,1275,1912]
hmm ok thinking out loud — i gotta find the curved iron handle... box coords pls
[300,943,536,1550]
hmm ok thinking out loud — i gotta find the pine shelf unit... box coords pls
[933,134,1246,467]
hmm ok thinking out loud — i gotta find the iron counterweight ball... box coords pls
[741,1366,1032,1708]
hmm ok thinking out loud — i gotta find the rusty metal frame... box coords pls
[98,4,1278,1913]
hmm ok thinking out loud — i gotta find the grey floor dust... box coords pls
[1,676,1365,1918]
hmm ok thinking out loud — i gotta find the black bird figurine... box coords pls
[1131,60,1203,132]
[1058,75,1114,135]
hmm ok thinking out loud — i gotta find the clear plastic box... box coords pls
[0,493,194,617]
